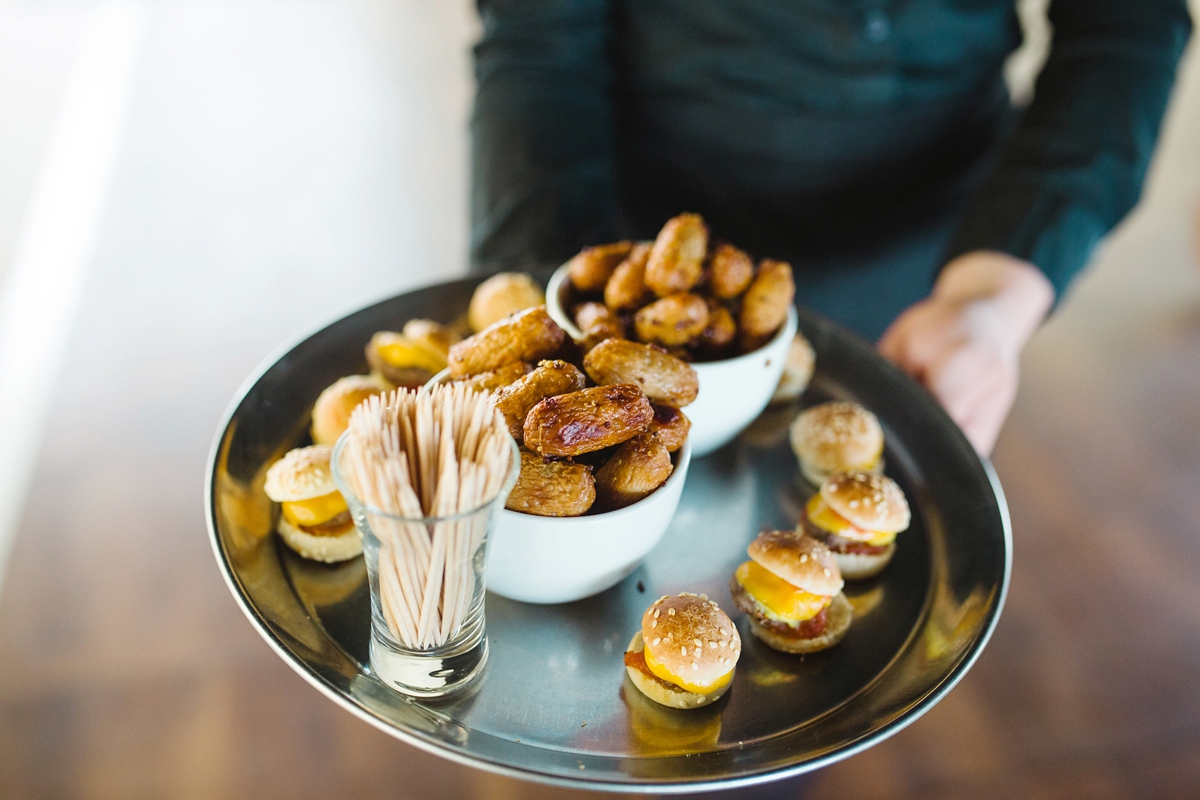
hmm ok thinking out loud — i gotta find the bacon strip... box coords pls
[623,648,681,691]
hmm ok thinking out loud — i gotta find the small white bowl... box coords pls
[423,369,693,604]
[486,440,692,604]
[547,265,798,457]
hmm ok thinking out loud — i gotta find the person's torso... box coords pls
[611,0,1022,258]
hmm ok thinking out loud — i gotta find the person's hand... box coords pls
[878,251,1054,455]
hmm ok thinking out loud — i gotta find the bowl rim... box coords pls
[545,262,798,368]
[497,436,692,525]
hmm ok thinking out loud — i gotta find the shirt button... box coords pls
[864,10,891,43]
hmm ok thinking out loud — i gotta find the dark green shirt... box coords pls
[471,0,1191,301]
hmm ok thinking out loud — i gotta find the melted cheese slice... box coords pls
[735,561,831,623]
[643,643,734,695]
[281,491,348,527]
[806,495,896,546]
[377,337,447,373]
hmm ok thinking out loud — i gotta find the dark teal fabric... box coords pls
[471,0,1192,326]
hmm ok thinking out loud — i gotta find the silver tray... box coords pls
[206,273,1010,794]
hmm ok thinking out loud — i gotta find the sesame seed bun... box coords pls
[276,517,362,563]
[624,632,733,710]
[820,471,911,534]
[830,546,895,580]
[747,530,843,596]
[640,594,741,693]
[310,375,390,446]
[264,445,336,502]
[746,592,853,654]
[789,401,883,484]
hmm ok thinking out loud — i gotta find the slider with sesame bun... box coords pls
[263,445,361,563]
[623,594,741,709]
[800,470,911,580]
[789,401,884,485]
[730,531,852,654]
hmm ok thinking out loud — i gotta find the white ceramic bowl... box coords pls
[486,440,691,604]
[547,265,798,457]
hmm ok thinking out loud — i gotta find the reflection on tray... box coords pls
[621,680,725,757]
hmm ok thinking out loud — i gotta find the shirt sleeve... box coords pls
[943,0,1193,298]
[471,0,620,272]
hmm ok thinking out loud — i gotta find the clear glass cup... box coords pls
[331,434,520,698]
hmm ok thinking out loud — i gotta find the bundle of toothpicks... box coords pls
[341,383,511,650]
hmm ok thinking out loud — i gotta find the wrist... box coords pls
[934,251,1055,350]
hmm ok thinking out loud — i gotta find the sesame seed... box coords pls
[693,638,701,647]
[700,593,708,600]
[719,628,728,635]
[654,610,660,618]
[719,641,726,648]
[800,554,808,562]
[697,696,706,704]
[824,568,831,577]
[652,637,661,645]
[692,662,699,671]
[651,620,658,628]
[708,641,717,648]
[849,500,859,508]
[668,609,676,616]
[681,646,688,656]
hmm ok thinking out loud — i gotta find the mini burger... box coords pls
[800,470,911,580]
[263,445,361,563]
[789,401,884,485]
[624,593,741,709]
[730,531,852,654]
[310,374,390,446]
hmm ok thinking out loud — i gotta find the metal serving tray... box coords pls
[206,274,1010,794]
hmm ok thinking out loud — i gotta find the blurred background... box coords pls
[1,0,1198,798]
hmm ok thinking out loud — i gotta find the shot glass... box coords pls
[331,434,520,698]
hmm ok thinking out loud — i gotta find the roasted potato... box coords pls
[648,404,691,452]
[770,332,815,404]
[697,302,737,352]
[505,450,596,517]
[568,241,634,293]
[633,293,709,347]
[455,360,532,392]
[708,242,755,299]
[644,213,707,297]
[366,331,446,387]
[594,433,673,510]
[523,384,654,457]
[448,306,565,378]
[739,259,795,352]
[604,243,652,311]
[468,272,545,332]
[582,338,699,408]
[574,301,625,350]
[494,360,587,442]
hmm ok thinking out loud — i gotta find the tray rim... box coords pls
[205,274,1012,793]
